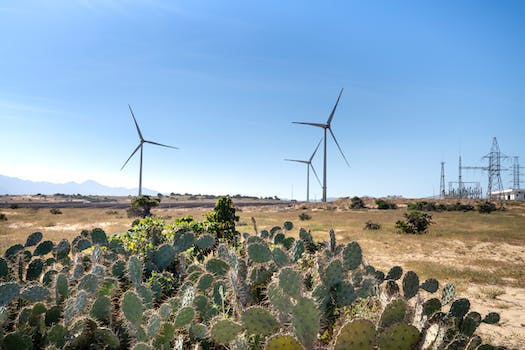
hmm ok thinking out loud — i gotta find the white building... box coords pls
[490,189,525,200]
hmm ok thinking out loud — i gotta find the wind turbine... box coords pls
[285,138,323,202]
[293,88,350,202]
[121,105,178,196]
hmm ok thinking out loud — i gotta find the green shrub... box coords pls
[376,199,397,210]
[299,212,312,221]
[10,204,19,209]
[395,211,433,234]
[130,195,160,217]
[206,196,240,247]
[0,213,7,221]
[363,221,380,230]
[478,201,497,214]
[49,208,62,215]
[350,196,366,209]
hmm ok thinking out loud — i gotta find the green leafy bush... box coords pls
[49,208,62,215]
[350,196,366,209]
[477,201,497,214]
[298,212,312,221]
[129,195,160,217]
[375,199,397,210]
[206,195,240,247]
[395,211,433,234]
[0,213,7,221]
[363,221,380,230]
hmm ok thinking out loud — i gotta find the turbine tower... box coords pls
[285,139,323,202]
[293,88,350,202]
[440,161,445,199]
[121,105,178,196]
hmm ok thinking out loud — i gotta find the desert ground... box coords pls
[1,197,524,347]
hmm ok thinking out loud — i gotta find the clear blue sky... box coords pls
[1,1,523,199]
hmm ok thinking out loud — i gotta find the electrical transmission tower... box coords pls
[483,137,508,199]
[513,156,524,189]
[440,162,445,199]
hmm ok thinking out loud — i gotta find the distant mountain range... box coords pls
[0,175,158,196]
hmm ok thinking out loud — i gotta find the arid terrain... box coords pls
[1,197,524,347]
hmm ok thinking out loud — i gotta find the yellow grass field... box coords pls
[1,199,524,347]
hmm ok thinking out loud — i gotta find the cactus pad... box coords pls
[386,266,403,280]
[194,294,218,321]
[460,311,482,336]
[4,244,23,261]
[189,323,208,340]
[2,332,33,350]
[343,241,362,270]
[324,259,344,288]
[133,343,153,350]
[0,257,8,278]
[334,319,376,350]
[20,284,49,301]
[242,306,279,336]
[291,240,305,262]
[34,240,54,256]
[174,306,195,327]
[248,242,273,263]
[90,228,108,246]
[210,318,243,345]
[91,295,112,323]
[402,271,419,299]
[121,291,143,326]
[26,258,44,281]
[333,281,357,306]
[292,297,319,349]
[173,231,195,252]
[378,323,420,350]
[128,255,143,285]
[482,312,500,324]
[0,282,20,306]
[79,273,99,294]
[449,298,470,319]
[195,234,216,250]
[75,238,92,251]
[197,273,214,291]
[55,273,68,302]
[272,247,290,267]
[267,282,293,314]
[441,283,455,305]
[265,334,304,350]
[54,239,71,260]
[111,259,126,279]
[25,231,43,247]
[279,267,302,298]
[420,278,439,293]
[153,244,175,270]
[380,299,407,329]
[206,258,230,276]
[422,298,442,317]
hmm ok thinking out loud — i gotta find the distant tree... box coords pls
[350,196,366,209]
[206,195,240,246]
[376,199,397,210]
[130,195,161,217]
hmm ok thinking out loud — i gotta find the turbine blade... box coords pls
[121,143,142,170]
[292,121,327,128]
[285,159,309,164]
[128,105,144,141]
[144,140,179,149]
[327,88,344,126]
[329,128,350,168]
[310,163,322,187]
[309,138,323,162]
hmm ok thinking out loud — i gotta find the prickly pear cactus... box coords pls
[334,319,376,350]
[265,334,304,350]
